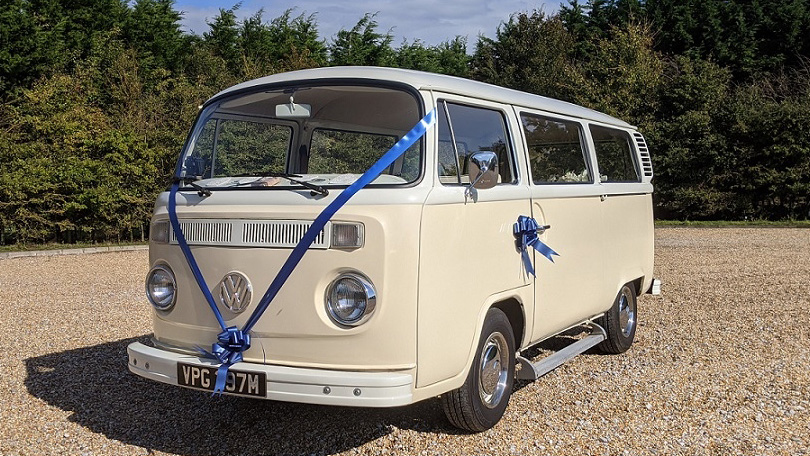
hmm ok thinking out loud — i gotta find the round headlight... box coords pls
[146,264,177,311]
[325,273,376,327]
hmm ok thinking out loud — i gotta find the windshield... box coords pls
[178,84,423,188]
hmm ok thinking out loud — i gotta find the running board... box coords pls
[516,323,607,381]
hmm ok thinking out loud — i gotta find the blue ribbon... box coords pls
[169,182,227,330]
[514,215,559,277]
[169,109,436,395]
[170,183,249,393]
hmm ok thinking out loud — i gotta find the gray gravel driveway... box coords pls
[1,228,808,455]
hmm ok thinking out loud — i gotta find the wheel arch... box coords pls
[411,289,530,402]
[461,292,527,376]
[491,297,526,350]
[447,291,528,391]
[609,270,646,301]
[631,276,644,297]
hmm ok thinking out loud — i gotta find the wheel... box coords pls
[596,282,638,354]
[442,308,515,432]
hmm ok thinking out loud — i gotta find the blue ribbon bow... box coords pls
[169,109,436,396]
[514,215,559,277]
[205,327,251,394]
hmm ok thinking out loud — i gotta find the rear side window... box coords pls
[590,125,640,182]
[521,113,591,184]
[437,101,515,185]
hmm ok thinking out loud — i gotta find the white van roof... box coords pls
[209,66,634,129]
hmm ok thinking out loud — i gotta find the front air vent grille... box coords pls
[633,132,654,178]
[243,221,327,248]
[172,221,232,244]
[170,219,330,249]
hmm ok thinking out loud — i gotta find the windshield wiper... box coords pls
[233,172,329,197]
[174,177,212,197]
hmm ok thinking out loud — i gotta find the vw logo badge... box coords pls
[217,272,252,313]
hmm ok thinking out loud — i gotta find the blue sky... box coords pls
[173,0,556,49]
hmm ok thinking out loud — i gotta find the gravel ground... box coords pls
[1,228,808,456]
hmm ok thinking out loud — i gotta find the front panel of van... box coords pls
[149,189,428,371]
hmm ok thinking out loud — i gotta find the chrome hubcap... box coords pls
[618,286,636,337]
[478,332,509,409]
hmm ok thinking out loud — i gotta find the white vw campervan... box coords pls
[128,67,660,431]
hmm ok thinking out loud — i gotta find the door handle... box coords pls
[600,194,607,202]
[538,224,551,234]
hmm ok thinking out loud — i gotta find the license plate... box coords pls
[176,362,267,398]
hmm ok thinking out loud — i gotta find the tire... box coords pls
[596,282,638,354]
[442,308,515,432]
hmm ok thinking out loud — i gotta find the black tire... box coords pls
[441,308,515,432]
[596,282,638,354]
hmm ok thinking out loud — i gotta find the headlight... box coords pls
[150,220,169,243]
[325,273,376,327]
[146,264,177,311]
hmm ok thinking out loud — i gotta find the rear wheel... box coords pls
[597,282,637,354]
[442,308,515,432]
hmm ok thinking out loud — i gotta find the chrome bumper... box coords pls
[127,342,414,407]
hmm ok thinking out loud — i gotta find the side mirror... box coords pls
[468,151,499,192]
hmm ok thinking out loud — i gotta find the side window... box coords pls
[590,125,640,183]
[437,101,515,185]
[521,113,591,184]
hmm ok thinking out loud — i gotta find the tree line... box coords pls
[1,0,809,245]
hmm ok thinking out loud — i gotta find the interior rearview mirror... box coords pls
[276,103,312,118]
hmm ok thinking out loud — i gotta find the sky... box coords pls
[173,0,557,50]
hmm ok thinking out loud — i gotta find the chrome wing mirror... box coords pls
[465,151,499,198]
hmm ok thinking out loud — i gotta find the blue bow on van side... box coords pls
[514,215,559,277]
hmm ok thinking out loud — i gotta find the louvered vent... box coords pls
[171,221,232,245]
[242,220,328,248]
[170,219,330,249]
[633,132,654,178]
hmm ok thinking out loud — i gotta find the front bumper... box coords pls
[127,342,414,407]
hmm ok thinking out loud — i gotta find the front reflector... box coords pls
[332,223,364,248]
[150,221,169,243]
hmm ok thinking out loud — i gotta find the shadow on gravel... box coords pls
[25,336,458,456]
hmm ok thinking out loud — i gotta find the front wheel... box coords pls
[596,282,638,354]
[442,308,515,432]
